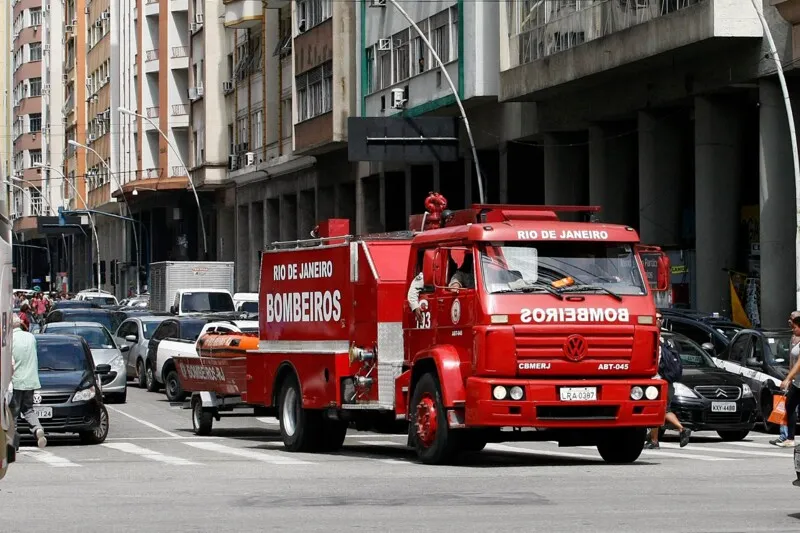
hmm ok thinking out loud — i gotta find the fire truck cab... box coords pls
[248,199,670,465]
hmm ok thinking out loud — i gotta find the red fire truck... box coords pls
[232,198,672,465]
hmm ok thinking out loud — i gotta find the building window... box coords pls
[194,128,205,166]
[237,115,249,149]
[29,189,42,216]
[14,152,24,172]
[296,62,332,122]
[392,30,410,83]
[253,110,263,150]
[297,0,331,31]
[450,6,458,62]
[29,77,42,97]
[29,149,42,166]
[29,8,42,27]
[430,11,450,64]
[29,113,42,133]
[30,43,42,61]
[377,48,391,91]
[281,99,292,139]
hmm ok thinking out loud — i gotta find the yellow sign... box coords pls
[671,265,687,275]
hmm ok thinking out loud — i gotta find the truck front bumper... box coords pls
[464,377,666,429]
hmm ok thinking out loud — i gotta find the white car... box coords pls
[75,289,119,307]
[146,318,258,402]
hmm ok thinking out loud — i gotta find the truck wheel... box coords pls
[164,369,186,402]
[410,372,459,465]
[192,397,214,436]
[279,376,323,453]
[596,428,645,464]
[717,430,750,442]
[318,420,348,452]
[145,363,159,393]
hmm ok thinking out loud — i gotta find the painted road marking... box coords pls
[487,443,602,461]
[661,442,789,458]
[102,442,199,466]
[106,405,181,438]
[19,449,81,468]
[184,441,313,465]
[256,417,280,426]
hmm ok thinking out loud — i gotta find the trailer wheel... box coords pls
[164,369,187,402]
[279,376,322,453]
[410,372,459,465]
[192,397,214,436]
[596,428,645,464]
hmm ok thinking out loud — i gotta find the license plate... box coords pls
[33,407,52,419]
[711,402,737,413]
[560,387,597,402]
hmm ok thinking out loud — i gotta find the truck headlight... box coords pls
[673,382,699,399]
[742,384,753,398]
[630,386,644,400]
[108,355,124,371]
[73,386,96,402]
[492,386,507,400]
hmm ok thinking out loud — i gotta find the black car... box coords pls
[662,331,757,441]
[50,300,101,311]
[46,308,122,334]
[659,308,744,355]
[16,335,110,444]
[714,328,790,431]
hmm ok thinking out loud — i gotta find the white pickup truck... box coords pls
[145,317,258,402]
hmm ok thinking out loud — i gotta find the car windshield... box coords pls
[183,322,206,341]
[47,325,116,349]
[667,335,716,368]
[182,292,234,313]
[239,301,258,313]
[480,242,647,296]
[84,296,116,305]
[141,321,162,339]
[62,312,115,331]
[37,340,90,372]
[765,333,793,366]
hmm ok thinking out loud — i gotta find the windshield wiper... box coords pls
[495,280,564,300]
[559,284,623,301]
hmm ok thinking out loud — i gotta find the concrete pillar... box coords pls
[638,111,684,245]
[464,156,473,206]
[543,133,589,217]
[250,201,264,291]
[759,79,796,327]
[236,202,250,292]
[589,123,637,225]
[404,166,412,222]
[694,96,743,313]
[499,143,509,203]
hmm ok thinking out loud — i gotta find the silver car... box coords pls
[115,316,167,388]
[40,321,129,403]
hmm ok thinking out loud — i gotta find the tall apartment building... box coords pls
[10,0,66,290]
[220,0,358,292]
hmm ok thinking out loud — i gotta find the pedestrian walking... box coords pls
[646,314,691,449]
[770,311,800,446]
[9,314,46,448]
[776,315,800,447]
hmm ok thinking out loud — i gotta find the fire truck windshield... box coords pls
[480,242,647,297]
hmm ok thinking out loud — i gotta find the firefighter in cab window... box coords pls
[449,253,475,289]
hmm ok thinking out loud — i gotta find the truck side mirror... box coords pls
[169,305,177,315]
[656,255,670,291]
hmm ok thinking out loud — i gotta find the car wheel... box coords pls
[106,389,127,404]
[145,363,159,393]
[79,405,109,445]
[164,370,186,402]
[717,430,750,441]
[136,359,147,388]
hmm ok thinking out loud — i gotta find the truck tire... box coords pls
[410,372,460,465]
[596,428,645,464]
[318,420,348,452]
[717,430,750,442]
[279,376,323,453]
[192,397,214,436]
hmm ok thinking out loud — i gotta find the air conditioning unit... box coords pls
[64,25,74,34]
[88,133,97,142]
[228,154,239,171]
[378,39,391,51]
[101,11,110,20]
[189,22,198,33]
[103,110,110,120]
[84,6,89,14]
[245,152,255,166]
[44,44,50,52]
[95,20,102,27]
[189,86,204,100]
[196,85,204,97]
[72,17,77,25]
[62,73,68,82]
[370,0,387,6]
[195,13,204,24]
[45,4,50,12]
[104,75,110,85]
[222,80,233,93]
[86,77,92,87]
[390,87,406,109]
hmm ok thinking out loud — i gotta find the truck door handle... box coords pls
[437,298,444,303]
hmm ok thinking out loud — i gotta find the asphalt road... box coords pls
[1,386,800,532]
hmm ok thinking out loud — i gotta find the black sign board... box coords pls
[348,116,460,163]
[639,252,660,288]
[37,215,90,235]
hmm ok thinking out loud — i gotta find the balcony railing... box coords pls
[171,46,189,58]
[171,104,189,116]
[508,0,704,68]
[145,49,158,62]
[172,165,188,176]
[146,106,159,118]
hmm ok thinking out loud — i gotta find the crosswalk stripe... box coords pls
[731,441,790,449]
[638,449,736,461]
[487,443,601,460]
[356,440,406,447]
[19,449,81,468]
[102,443,199,466]
[256,417,279,426]
[660,442,789,458]
[184,441,313,464]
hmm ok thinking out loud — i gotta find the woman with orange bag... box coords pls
[778,315,800,447]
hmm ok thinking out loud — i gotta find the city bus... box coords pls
[1,187,15,479]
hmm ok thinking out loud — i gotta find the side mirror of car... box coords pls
[746,357,762,368]
[125,334,137,343]
[169,305,178,315]
[119,344,130,353]
[701,342,715,354]
[95,364,111,375]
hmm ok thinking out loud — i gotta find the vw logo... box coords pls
[715,388,728,398]
[32,392,42,404]
[563,334,588,362]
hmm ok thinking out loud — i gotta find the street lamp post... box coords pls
[68,140,141,295]
[6,177,54,215]
[33,163,102,291]
[118,106,208,257]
